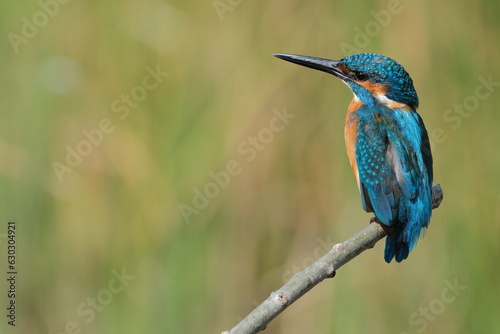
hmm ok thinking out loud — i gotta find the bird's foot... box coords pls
[369,216,395,238]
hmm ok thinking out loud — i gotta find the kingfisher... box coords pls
[274,53,433,263]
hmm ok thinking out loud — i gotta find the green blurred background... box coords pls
[1,0,499,333]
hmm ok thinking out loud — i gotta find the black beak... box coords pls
[273,53,350,81]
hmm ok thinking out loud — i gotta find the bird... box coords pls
[273,52,433,263]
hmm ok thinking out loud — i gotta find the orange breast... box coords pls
[345,98,362,190]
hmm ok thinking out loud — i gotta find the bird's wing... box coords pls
[388,109,433,253]
[356,107,431,226]
[389,110,433,191]
[356,117,399,225]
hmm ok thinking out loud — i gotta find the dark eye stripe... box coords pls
[353,71,368,81]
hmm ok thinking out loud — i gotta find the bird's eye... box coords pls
[353,71,368,81]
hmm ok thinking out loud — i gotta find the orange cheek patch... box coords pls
[359,81,388,95]
[358,81,414,112]
[338,64,350,74]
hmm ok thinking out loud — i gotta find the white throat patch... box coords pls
[375,94,412,111]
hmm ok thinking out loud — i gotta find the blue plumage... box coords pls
[339,54,433,262]
[274,52,433,262]
[355,104,432,262]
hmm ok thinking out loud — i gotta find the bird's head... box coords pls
[274,53,419,111]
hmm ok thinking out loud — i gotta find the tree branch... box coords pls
[222,184,443,334]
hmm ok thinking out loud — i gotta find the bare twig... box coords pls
[222,184,443,334]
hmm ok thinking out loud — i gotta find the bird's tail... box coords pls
[384,236,409,263]
[383,198,431,263]
[383,209,411,263]
[370,175,432,263]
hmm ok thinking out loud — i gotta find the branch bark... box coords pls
[222,184,443,334]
